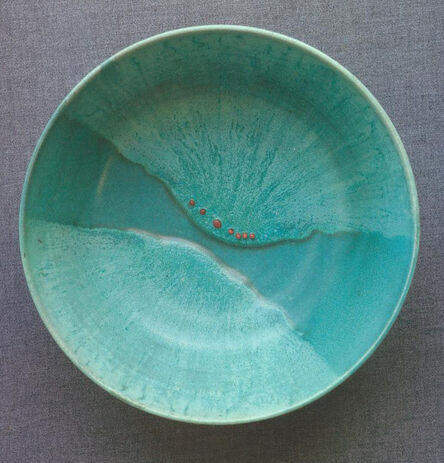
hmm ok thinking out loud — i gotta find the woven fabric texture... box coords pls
[0,1,442,462]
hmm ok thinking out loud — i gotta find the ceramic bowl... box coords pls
[20,26,419,424]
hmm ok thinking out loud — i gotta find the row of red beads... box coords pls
[189,199,255,240]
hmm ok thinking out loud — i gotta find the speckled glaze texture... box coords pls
[20,26,419,424]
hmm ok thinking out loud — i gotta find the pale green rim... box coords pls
[19,25,420,425]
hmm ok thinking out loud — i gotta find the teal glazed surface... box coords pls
[20,26,419,424]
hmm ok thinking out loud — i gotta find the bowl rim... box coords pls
[19,24,420,425]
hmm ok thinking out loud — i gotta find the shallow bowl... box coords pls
[20,26,419,424]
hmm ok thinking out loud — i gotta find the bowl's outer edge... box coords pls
[19,25,420,425]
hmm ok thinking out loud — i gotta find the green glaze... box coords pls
[20,26,419,424]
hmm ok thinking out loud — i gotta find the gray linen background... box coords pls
[1,1,443,462]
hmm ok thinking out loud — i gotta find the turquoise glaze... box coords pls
[20,26,419,424]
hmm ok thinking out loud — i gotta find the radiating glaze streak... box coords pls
[67,46,413,248]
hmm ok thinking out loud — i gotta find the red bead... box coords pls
[199,208,206,215]
[189,199,195,206]
[242,232,248,239]
[213,219,222,229]
[228,228,234,235]
[235,232,241,239]
[249,233,255,240]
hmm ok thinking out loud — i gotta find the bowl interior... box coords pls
[21,27,417,423]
